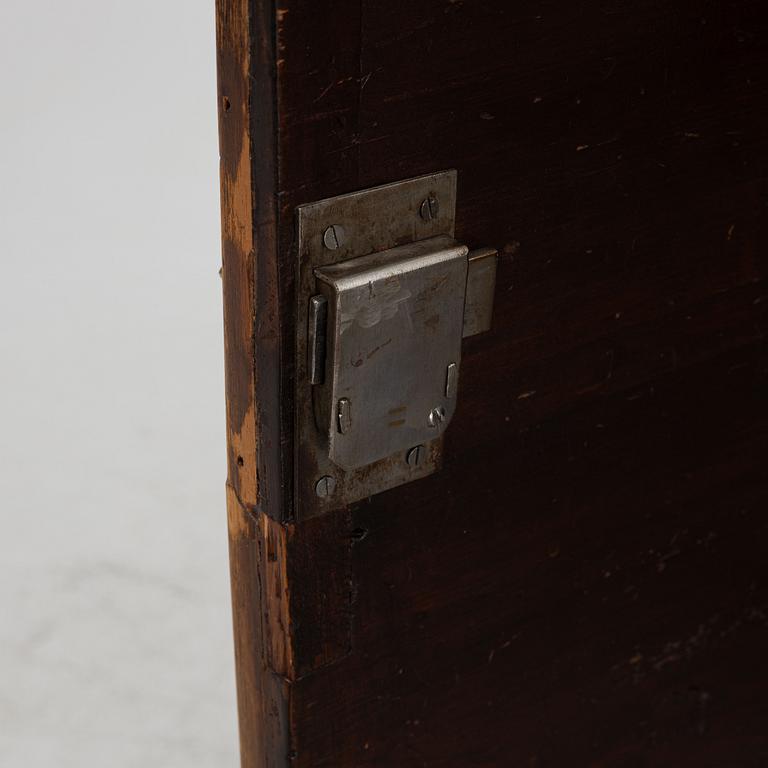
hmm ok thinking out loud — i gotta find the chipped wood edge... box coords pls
[217,0,281,513]
[217,0,288,764]
[227,486,292,766]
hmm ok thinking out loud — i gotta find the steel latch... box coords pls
[296,171,496,516]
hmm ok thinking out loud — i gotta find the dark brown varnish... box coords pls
[217,1,768,765]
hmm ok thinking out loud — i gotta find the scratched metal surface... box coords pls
[294,173,459,518]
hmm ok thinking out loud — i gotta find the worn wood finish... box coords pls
[217,0,281,511]
[218,0,768,765]
[216,0,290,764]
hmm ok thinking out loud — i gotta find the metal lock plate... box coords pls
[295,171,495,517]
[313,236,468,470]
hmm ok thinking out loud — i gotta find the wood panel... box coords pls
[217,0,768,765]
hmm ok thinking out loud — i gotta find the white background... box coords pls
[0,1,238,765]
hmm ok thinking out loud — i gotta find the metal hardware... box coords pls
[445,363,458,398]
[296,171,496,517]
[420,196,439,222]
[315,475,336,498]
[337,398,352,435]
[463,247,498,337]
[308,295,328,385]
[314,236,467,469]
[406,445,425,468]
[323,224,345,250]
[428,406,447,428]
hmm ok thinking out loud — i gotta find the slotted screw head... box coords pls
[315,475,337,498]
[406,445,425,468]
[323,224,345,250]
[419,196,439,222]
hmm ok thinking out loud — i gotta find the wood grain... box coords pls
[226,486,289,767]
[216,0,289,764]
[217,0,282,512]
[218,0,768,765]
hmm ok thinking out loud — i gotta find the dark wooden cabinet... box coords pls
[216,2,768,765]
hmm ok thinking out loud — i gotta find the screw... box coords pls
[419,196,439,222]
[406,445,425,468]
[323,224,345,250]
[315,475,336,498]
[428,406,446,428]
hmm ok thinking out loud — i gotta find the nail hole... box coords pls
[236,456,244,467]
[349,527,369,541]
